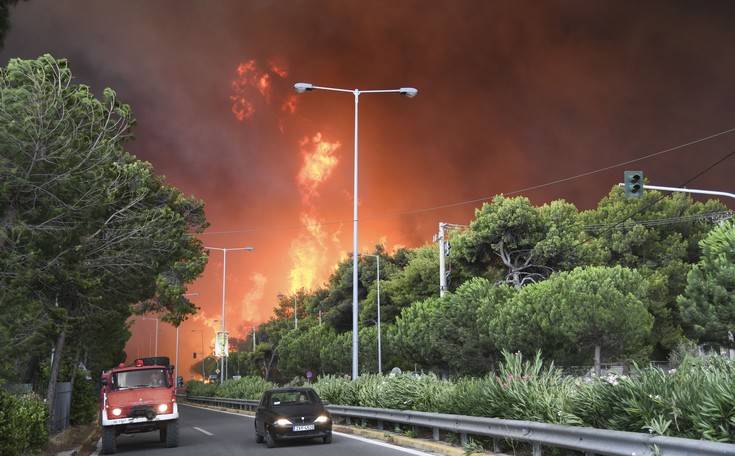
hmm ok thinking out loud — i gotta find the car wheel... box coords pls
[265,429,276,448]
[164,420,179,448]
[101,426,117,454]
[322,432,332,444]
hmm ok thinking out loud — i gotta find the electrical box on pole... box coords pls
[624,171,644,198]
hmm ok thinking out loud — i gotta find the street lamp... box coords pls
[294,82,417,380]
[204,246,255,384]
[362,254,382,374]
[174,292,199,385]
[191,329,206,380]
[139,316,159,357]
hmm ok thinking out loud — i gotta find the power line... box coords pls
[200,126,735,236]
[584,210,733,232]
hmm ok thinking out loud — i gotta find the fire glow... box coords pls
[289,133,343,292]
[230,59,297,122]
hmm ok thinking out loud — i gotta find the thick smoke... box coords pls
[3,0,735,378]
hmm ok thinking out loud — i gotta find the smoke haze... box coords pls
[3,0,735,379]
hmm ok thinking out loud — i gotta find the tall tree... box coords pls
[0,55,208,427]
[455,196,591,288]
[490,266,654,373]
[678,220,735,348]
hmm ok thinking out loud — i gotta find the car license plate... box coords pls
[293,424,315,432]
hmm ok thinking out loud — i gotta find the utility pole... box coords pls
[437,223,448,297]
[436,223,466,297]
[204,246,254,384]
[252,327,256,352]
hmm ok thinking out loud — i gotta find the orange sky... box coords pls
[3,1,735,380]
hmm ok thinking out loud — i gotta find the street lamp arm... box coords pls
[310,85,355,93]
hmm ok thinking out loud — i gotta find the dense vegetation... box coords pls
[0,390,47,455]
[217,192,732,382]
[0,53,209,441]
[187,352,735,443]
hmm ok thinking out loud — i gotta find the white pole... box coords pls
[377,255,382,374]
[295,299,298,329]
[252,327,256,351]
[352,90,360,380]
[175,325,179,384]
[438,223,447,297]
[221,249,227,384]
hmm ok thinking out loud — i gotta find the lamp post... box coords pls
[204,246,254,384]
[362,254,382,373]
[139,316,159,357]
[294,82,417,379]
[191,329,205,380]
[174,292,199,385]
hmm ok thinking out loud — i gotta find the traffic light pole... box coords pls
[618,183,735,200]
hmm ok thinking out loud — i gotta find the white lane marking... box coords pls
[332,432,436,456]
[180,403,434,456]
[193,426,214,436]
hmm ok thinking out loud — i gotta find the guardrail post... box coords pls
[361,418,367,427]
[345,416,352,425]
[432,427,439,441]
[532,442,542,456]
[460,432,468,446]
[493,438,501,453]
[377,420,383,430]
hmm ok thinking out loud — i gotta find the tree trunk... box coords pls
[46,329,66,432]
[594,344,601,377]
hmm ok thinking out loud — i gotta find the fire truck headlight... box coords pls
[111,408,122,417]
[158,403,169,413]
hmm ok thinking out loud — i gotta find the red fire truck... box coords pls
[100,357,179,454]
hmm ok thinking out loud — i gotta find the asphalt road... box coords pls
[105,403,434,456]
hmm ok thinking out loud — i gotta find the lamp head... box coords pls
[400,87,418,98]
[294,82,313,93]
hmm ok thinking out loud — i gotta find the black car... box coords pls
[254,387,332,448]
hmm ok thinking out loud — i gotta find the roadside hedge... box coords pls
[187,352,735,443]
[0,389,48,455]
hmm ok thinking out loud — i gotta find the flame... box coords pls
[230,58,289,122]
[282,95,297,114]
[297,133,341,202]
[268,60,288,78]
[288,132,343,292]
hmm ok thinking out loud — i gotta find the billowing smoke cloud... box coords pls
[3,0,735,378]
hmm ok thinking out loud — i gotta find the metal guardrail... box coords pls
[184,395,735,456]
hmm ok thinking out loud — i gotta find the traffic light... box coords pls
[624,171,644,198]
[193,352,197,359]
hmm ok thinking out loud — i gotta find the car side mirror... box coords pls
[101,378,108,386]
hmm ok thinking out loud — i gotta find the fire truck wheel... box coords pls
[159,424,167,442]
[164,420,179,448]
[101,426,117,454]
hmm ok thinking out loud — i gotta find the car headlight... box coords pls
[111,407,122,417]
[158,403,169,413]
[274,418,292,426]
[314,415,329,423]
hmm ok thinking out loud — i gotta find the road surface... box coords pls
[105,403,434,455]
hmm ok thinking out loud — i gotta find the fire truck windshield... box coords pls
[112,368,169,389]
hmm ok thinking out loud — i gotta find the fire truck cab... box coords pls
[100,357,179,454]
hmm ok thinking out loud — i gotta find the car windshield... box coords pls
[113,369,169,389]
[271,390,316,406]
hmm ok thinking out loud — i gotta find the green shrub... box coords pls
[0,390,48,456]
[312,375,355,405]
[215,376,274,400]
[572,355,735,441]
[70,375,97,425]
[185,380,217,397]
